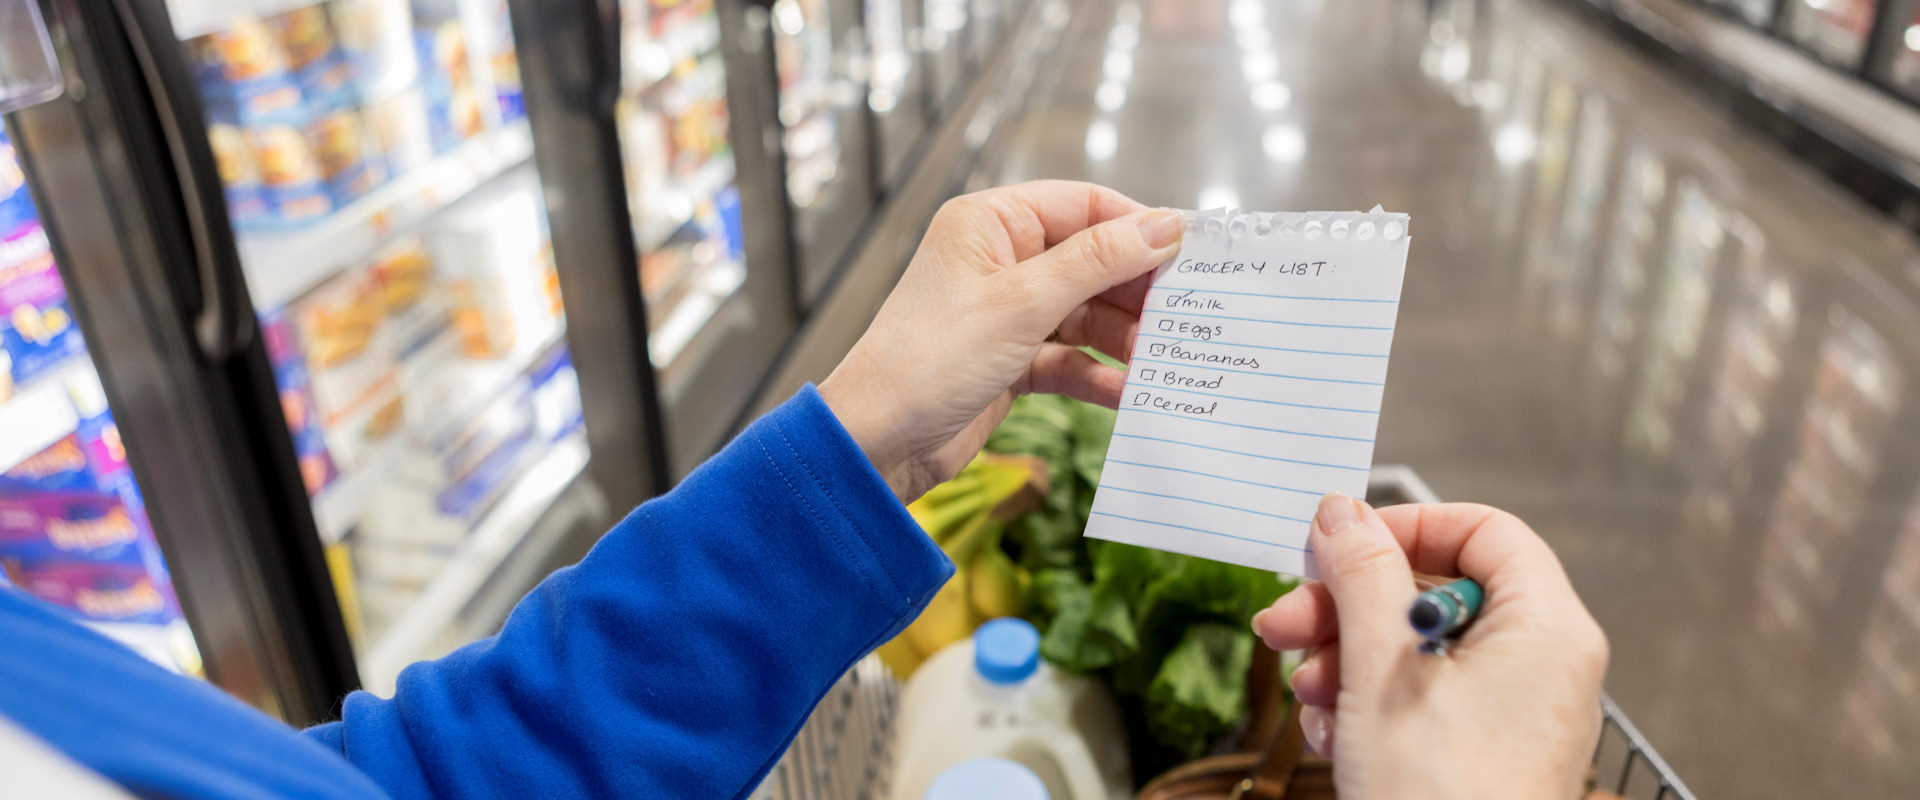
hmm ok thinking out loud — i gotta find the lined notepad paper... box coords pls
[1085,208,1411,576]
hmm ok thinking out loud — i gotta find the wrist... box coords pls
[817,373,912,500]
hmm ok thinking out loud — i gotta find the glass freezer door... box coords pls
[772,0,876,306]
[165,0,601,696]
[616,0,796,477]
[0,127,206,679]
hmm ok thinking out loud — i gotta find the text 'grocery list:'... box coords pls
[1085,208,1411,576]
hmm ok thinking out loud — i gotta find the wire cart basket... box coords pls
[753,466,1697,800]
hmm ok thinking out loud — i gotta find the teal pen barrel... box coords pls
[1408,578,1484,639]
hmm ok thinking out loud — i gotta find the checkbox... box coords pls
[1138,369,1157,382]
[1148,343,1167,356]
[1157,319,1174,331]
[1132,392,1150,406]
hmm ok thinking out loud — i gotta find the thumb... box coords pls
[1308,492,1419,684]
[1009,208,1183,335]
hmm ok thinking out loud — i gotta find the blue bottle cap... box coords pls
[924,758,1049,800]
[973,617,1040,685]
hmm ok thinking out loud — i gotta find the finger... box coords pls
[1288,641,1341,708]
[932,180,1147,262]
[1373,503,1578,607]
[1308,493,1419,682]
[1021,343,1126,407]
[1007,208,1183,336]
[1056,297,1140,361]
[1099,270,1157,313]
[1299,703,1336,759]
[1252,580,1336,651]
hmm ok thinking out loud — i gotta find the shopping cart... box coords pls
[754,466,1697,800]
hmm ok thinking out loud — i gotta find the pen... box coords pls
[1408,578,1483,654]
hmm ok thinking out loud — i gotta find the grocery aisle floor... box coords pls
[974,0,1920,796]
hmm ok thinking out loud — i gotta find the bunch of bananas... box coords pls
[874,454,1047,677]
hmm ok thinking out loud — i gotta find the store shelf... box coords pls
[0,357,90,473]
[169,0,317,39]
[310,324,567,545]
[635,156,736,253]
[359,431,590,693]
[649,261,744,367]
[625,12,724,92]
[240,122,535,312]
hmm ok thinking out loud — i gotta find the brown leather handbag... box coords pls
[1136,646,1334,800]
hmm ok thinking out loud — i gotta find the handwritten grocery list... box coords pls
[1086,208,1411,576]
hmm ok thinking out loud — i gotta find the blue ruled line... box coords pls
[1091,511,1313,552]
[1111,432,1371,472]
[1120,407,1377,443]
[1125,383,1378,414]
[1131,357,1385,386]
[1102,485,1313,522]
[1143,308,1393,331]
[1135,333,1389,359]
[1151,286,1400,303]
[1104,459,1322,496]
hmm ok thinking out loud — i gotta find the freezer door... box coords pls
[599,0,797,478]
[155,0,618,697]
[772,0,877,308]
[865,0,929,190]
[8,0,362,723]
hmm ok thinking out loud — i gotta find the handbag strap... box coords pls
[1229,700,1308,800]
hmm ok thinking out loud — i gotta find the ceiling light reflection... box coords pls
[1095,80,1128,111]
[1236,26,1272,51]
[1493,122,1536,165]
[1242,52,1279,82]
[1229,0,1264,27]
[1263,124,1305,162]
[1109,24,1139,50]
[1105,51,1134,79]
[1251,81,1291,111]
[1085,120,1118,161]
[1198,184,1241,211]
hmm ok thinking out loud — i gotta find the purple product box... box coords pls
[0,428,131,495]
[0,224,86,388]
[0,130,43,235]
[260,312,338,494]
[0,485,154,568]
[6,559,181,625]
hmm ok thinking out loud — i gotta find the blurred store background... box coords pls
[2,0,1918,796]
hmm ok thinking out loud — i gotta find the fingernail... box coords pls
[1250,607,1272,634]
[1314,492,1363,536]
[1137,209,1182,249]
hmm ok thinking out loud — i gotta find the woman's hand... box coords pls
[1254,495,1609,800]
[820,181,1182,500]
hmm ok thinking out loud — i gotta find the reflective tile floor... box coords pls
[975,0,1920,796]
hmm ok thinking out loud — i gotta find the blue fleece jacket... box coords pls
[0,386,953,799]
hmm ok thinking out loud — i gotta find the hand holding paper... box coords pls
[1086,208,1412,576]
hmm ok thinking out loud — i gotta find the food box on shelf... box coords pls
[0,224,85,400]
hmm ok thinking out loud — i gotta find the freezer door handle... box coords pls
[108,0,254,362]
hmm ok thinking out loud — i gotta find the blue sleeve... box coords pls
[306,385,952,799]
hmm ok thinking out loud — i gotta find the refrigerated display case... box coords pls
[161,0,604,696]
[773,0,876,306]
[1888,4,1920,98]
[1781,0,1881,68]
[607,0,798,478]
[1704,0,1780,27]
[0,128,205,678]
[922,0,971,108]
[866,0,929,189]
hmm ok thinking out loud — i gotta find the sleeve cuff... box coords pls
[750,384,953,617]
